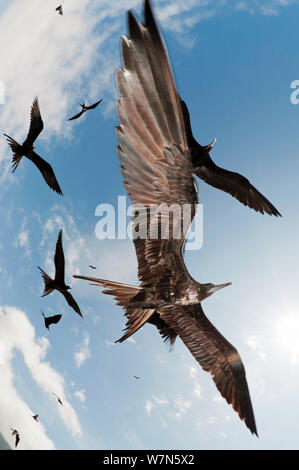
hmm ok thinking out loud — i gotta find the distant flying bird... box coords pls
[52,393,63,406]
[38,230,83,318]
[32,414,39,422]
[4,97,63,195]
[180,99,281,216]
[134,376,141,380]
[56,5,63,15]
[42,312,62,330]
[10,428,20,448]
[89,265,97,270]
[74,0,258,436]
[68,99,103,121]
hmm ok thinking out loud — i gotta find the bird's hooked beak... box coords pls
[208,282,232,294]
[203,138,217,152]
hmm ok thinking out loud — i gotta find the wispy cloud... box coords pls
[74,332,91,368]
[0,305,82,449]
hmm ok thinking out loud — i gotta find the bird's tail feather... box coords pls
[4,134,23,172]
[73,274,155,342]
[38,267,54,296]
[73,275,141,305]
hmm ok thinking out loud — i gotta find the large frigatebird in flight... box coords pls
[74,0,258,436]
[38,230,83,318]
[4,97,63,195]
[68,99,103,121]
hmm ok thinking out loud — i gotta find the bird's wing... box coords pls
[23,97,44,146]
[54,230,65,285]
[85,99,103,110]
[48,314,62,325]
[68,109,84,121]
[60,289,83,318]
[116,0,197,287]
[158,303,258,436]
[194,163,281,216]
[15,433,20,448]
[181,99,281,217]
[26,151,63,195]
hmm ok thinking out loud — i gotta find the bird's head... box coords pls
[66,285,71,290]
[203,281,232,299]
[202,138,217,153]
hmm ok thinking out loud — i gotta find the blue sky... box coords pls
[0,0,299,450]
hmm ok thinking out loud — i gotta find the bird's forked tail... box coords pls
[4,134,23,172]
[38,267,54,296]
[73,274,156,342]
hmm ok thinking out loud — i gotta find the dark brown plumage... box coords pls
[74,0,258,436]
[180,99,281,216]
[56,5,63,15]
[38,230,83,318]
[52,392,63,405]
[10,428,20,448]
[4,97,63,195]
[42,312,62,330]
[68,99,103,121]
[32,414,39,422]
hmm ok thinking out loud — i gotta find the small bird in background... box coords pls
[89,265,97,270]
[68,99,103,121]
[4,97,63,195]
[32,414,39,422]
[56,4,63,15]
[10,428,20,448]
[134,376,141,380]
[42,312,62,330]
[52,393,63,406]
[38,230,83,318]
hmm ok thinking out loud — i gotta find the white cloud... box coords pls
[74,332,91,368]
[145,400,154,415]
[0,305,82,449]
[193,382,203,400]
[189,365,198,379]
[74,389,86,403]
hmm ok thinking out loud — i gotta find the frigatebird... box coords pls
[89,265,97,270]
[4,97,63,195]
[52,392,63,406]
[10,428,20,448]
[74,0,257,436]
[42,312,62,330]
[134,376,141,380]
[32,414,39,422]
[56,5,63,15]
[38,230,83,318]
[68,99,103,121]
[180,99,281,216]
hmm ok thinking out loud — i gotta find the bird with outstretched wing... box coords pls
[74,0,258,436]
[4,97,63,195]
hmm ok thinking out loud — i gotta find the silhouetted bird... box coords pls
[134,376,141,380]
[10,428,20,448]
[56,5,63,15]
[74,0,257,436]
[32,414,39,422]
[68,99,103,121]
[38,230,83,317]
[4,97,63,195]
[89,265,97,270]
[42,312,62,330]
[52,393,63,406]
[180,99,281,216]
